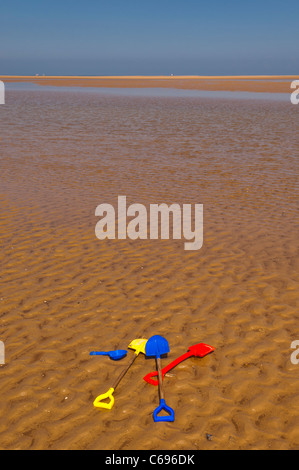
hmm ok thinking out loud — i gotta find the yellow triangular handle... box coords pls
[93,387,115,410]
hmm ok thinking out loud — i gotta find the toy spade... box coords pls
[145,335,175,422]
[93,338,147,410]
[144,343,215,386]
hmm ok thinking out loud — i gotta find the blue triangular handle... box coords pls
[153,399,175,422]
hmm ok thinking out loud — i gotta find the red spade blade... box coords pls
[188,343,215,357]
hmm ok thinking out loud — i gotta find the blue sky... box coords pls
[1,0,298,75]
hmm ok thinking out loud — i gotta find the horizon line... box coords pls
[1,74,299,80]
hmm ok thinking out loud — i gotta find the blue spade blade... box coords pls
[145,335,169,359]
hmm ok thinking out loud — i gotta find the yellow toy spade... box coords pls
[93,338,147,410]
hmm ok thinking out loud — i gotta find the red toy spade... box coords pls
[143,343,215,386]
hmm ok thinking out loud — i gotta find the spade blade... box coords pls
[145,335,169,358]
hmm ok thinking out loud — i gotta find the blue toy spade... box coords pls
[145,335,175,422]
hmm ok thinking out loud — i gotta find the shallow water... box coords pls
[5,82,289,101]
[0,89,298,450]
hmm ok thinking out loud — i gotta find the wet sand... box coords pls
[0,89,298,450]
[1,75,298,93]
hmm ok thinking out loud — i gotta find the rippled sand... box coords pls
[0,90,298,450]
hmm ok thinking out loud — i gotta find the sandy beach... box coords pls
[0,86,298,450]
[1,75,298,93]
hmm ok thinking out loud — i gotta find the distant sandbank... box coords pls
[1,75,298,93]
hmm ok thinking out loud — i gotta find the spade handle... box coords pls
[164,351,192,371]
[113,353,137,390]
[157,357,164,400]
[144,351,192,385]
[153,356,175,422]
